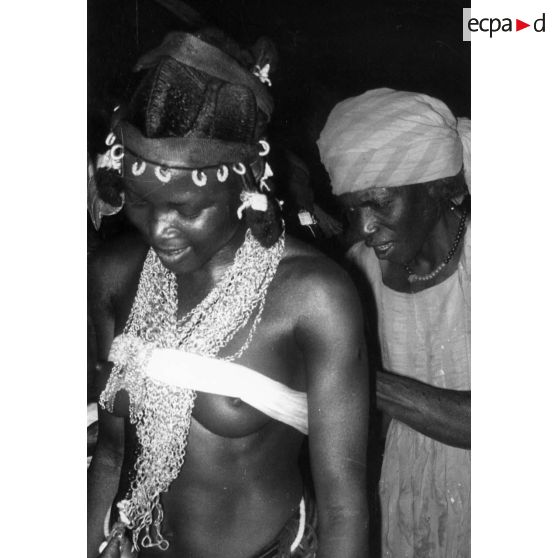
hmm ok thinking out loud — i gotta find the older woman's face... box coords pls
[123,170,242,275]
[340,184,441,264]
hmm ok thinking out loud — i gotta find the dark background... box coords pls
[88,0,470,204]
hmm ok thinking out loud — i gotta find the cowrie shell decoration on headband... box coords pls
[192,170,208,187]
[110,145,124,162]
[155,166,172,183]
[258,140,270,157]
[217,165,229,183]
[131,161,147,176]
[233,163,247,176]
[96,141,124,175]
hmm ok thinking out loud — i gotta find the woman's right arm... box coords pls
[88,401,125,558]
[87,255,125,558]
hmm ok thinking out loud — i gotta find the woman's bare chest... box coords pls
[111,312,304,438]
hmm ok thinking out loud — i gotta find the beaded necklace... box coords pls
[404,206,468,284]
[100,229,285,551]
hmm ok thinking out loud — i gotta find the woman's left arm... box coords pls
[295,264,370,558]
[377,370,470,449]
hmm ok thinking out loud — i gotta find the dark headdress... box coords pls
[88,29,280,241]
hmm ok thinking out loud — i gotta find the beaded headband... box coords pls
[89,112,274,230]
[98,110,272,182]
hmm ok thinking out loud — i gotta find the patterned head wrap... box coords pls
[317,88,471,195]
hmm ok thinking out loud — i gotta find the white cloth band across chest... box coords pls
[109,334,309,435]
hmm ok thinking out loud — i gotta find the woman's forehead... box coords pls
[340,183,429,206]
[123,173,230,202]
[340,186,396,206]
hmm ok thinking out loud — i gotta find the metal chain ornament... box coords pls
[100,229,285,551]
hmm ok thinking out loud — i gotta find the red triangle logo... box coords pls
[516,19,530,31]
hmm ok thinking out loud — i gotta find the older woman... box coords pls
[318,88,471,558]
[87,30,370,558]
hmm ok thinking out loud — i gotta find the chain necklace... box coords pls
[100,229,285,551]
[404,206,468,284]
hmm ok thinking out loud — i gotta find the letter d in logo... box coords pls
[534,13,546,32]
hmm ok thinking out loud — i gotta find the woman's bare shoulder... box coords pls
[277,237,366,378]
[279,235,360,310]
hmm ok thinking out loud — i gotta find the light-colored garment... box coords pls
[348,227,470,558]
[317,88,470,195]
[109,334,309,435]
